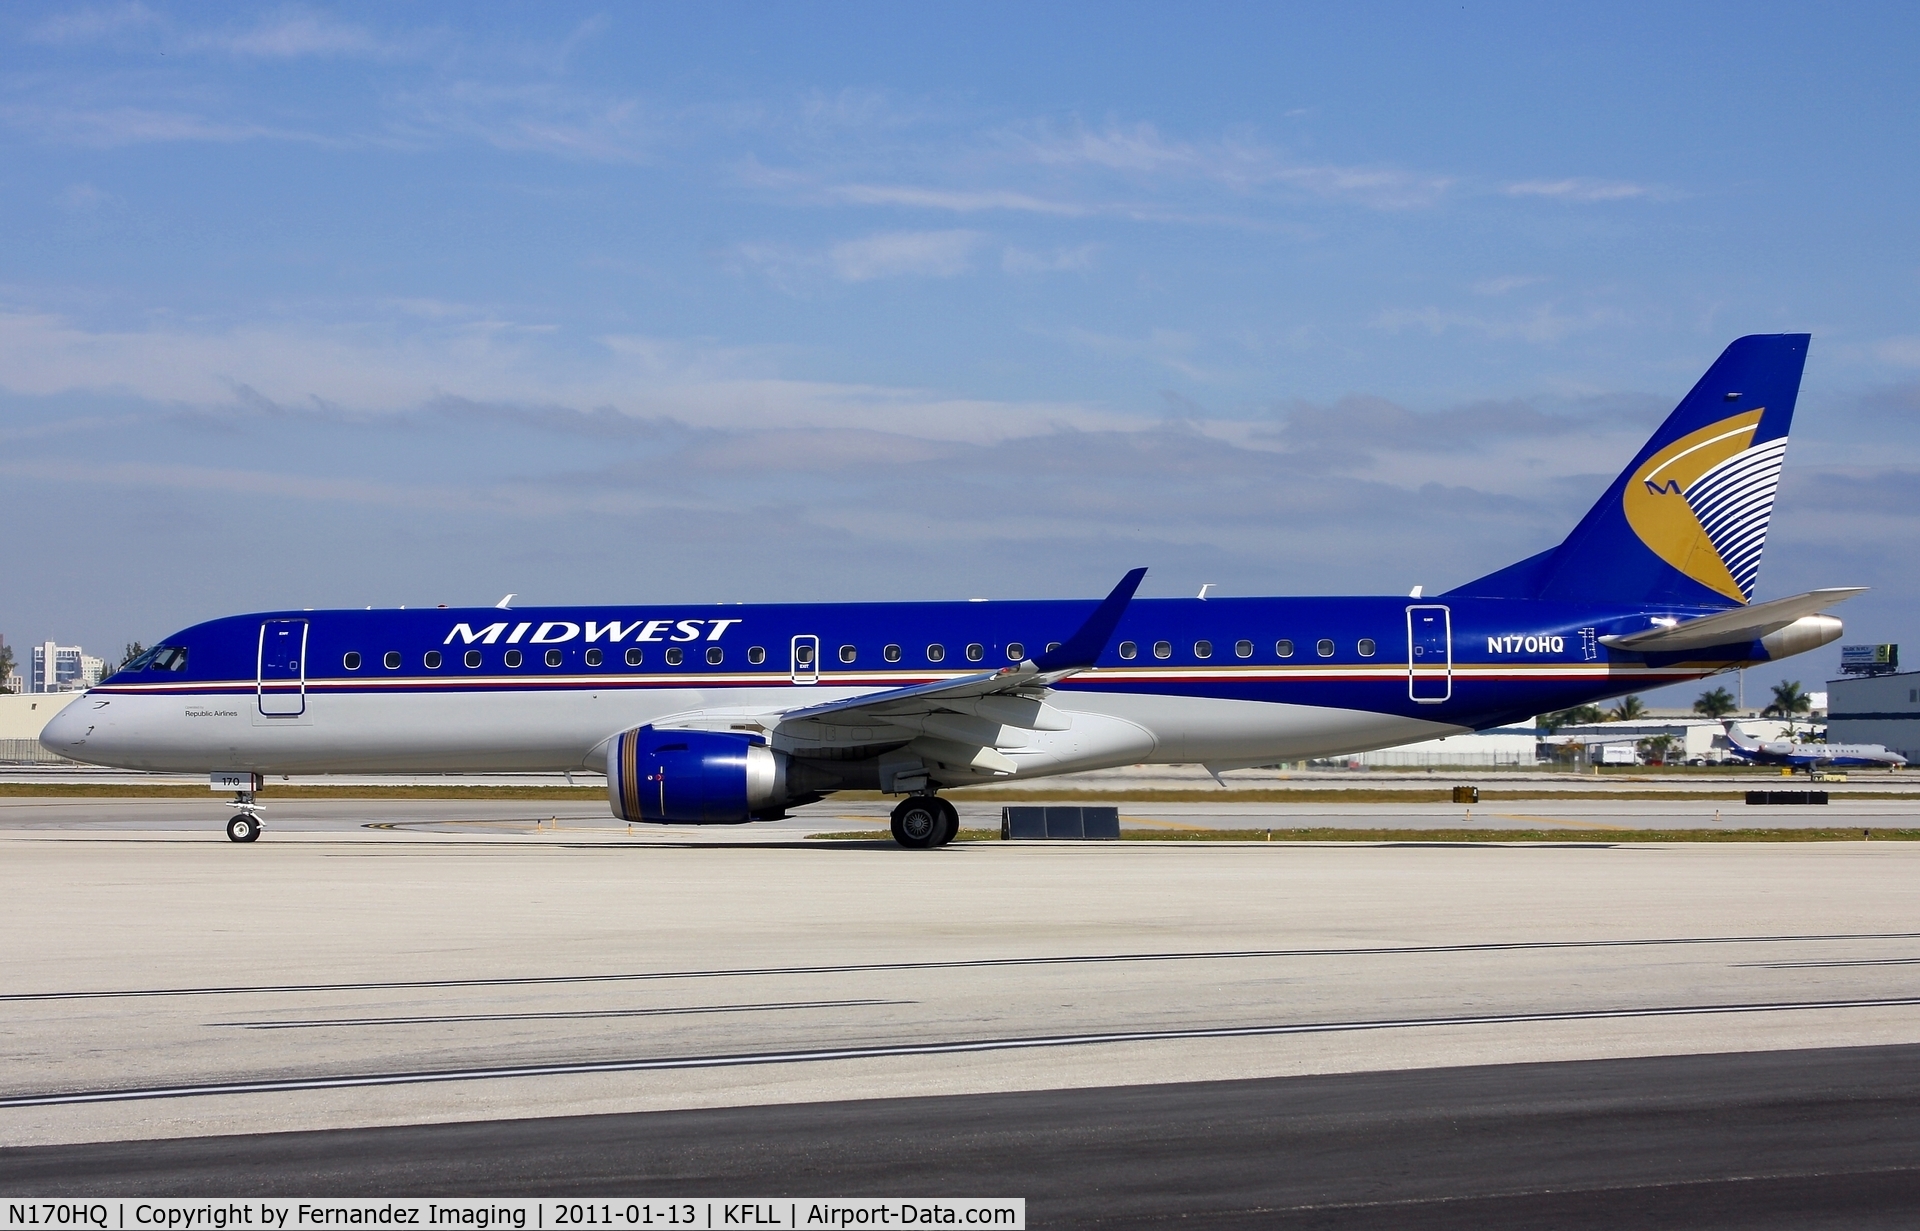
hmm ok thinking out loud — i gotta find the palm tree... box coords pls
[1693,686,1736,719]
[1608,694,1646,722]
[1763,680,1812,736]
[1541,704,1603,733]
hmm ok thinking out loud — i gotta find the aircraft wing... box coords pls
[646,569,1147,783]
[1599,587,1866,653]
[778,567,1146,727]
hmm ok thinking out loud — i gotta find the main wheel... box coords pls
[890,798,942,849]
[932,798,960,847]
[226,815,260,843]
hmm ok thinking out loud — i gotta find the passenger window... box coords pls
[966,643,984,662]
[1153,641,1172,659]
[1276,640,1294,658]
[839,645,857,664]
[343,652,362,671]
[1358,638,1376,657]
[884,644,902,662]
[1234,640,1253,658]
[927,644,946,663]
[546,649,563,667]
[625,647,644,666]
[707,646,724,665]
[1047,642,1061,652]
[503,650,522,668]
[748,646,766,665]
[464,650,481,669]
[1194,640,1212,659]
[1007,642,1026,661]
[795,644,815,666]
[585,648,602,667]
[1118,641,1137,660]
[384,651,401,670]
[1316,638,1335,657]
[665,647,684,666]
[424,651,443,669]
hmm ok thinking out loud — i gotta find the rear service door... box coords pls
[257,619,309,716]
[1406,605,1451,703]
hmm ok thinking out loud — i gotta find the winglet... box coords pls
[1032,568,1147,673]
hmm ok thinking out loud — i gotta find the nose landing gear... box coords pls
[890,795,959,849]
[223,786,264,843]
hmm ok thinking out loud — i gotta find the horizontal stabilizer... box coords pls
[1599,587,1866,652]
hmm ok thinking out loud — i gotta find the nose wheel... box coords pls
[891,796,959,849]
[224,788,264,842]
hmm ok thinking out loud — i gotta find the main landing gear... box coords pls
[890,795,959,849]
[225,790,264,843]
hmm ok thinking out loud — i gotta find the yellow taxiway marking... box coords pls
[1491,812,1634,832]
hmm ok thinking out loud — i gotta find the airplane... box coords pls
[44,334,1864,847]
[1719,721,1908,771]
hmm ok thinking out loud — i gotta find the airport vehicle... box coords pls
[1719,721,1907,772]
[44,335,1861,846]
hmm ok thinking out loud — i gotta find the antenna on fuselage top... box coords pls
[1197,583,1214,600]
[1409,585,1423,598]
[496,594,515,610]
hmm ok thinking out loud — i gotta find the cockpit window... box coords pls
[130,645,188,673]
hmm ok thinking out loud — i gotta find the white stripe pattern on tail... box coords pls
[1684,437,1788,601]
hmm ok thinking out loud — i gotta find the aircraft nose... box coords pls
[39,699,95,758]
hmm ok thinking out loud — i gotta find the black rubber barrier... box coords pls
[1003,805,1122,840]
[1745,791,1830,805]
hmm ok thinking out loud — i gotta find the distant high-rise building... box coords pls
[31,643,102,693]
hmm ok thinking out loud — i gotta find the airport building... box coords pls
[29,641,105,693]
[0,691,86,762]
[1827,669,1920,761]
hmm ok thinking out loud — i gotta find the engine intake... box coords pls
[607,726,785,823]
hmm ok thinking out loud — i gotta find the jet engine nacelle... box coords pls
[606,726,786,824]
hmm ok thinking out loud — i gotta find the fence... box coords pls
[0,739,69,763]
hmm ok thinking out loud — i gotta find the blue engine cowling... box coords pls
[606,726,786,823]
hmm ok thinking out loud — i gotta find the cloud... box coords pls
[1001,244,1097,275]
[28,2,407,60]
[194,8,396,59]
[1872,336,1920,367]
[396,81,659,163]
[1472,275,1546,296]
[828,184,1088,216]
[1371,303,1627,345]
[0,104,297,147]
[828,230,983,281]
[1503,178,1651,202]
[1009,121,1455,210]
[26,2,160,44]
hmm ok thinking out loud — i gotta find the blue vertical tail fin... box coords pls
[1446,334,1810,607]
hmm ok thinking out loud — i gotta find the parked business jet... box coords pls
[1720,722,1907,771]
[45,335,1861,846]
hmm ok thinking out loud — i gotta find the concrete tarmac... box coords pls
[5,797,1920,1221]
[7,1046,1920,1229]
[3,791,1915,835]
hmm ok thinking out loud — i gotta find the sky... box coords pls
[2,2,1917,704]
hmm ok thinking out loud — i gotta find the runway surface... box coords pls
[2,791,1914,835]
[5,797,1920,1222]
[6,1046,1920,1227]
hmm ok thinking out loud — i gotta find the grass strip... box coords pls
[806,827,1920,843]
